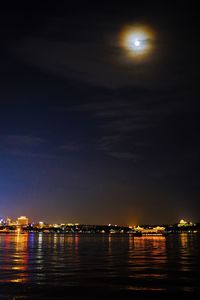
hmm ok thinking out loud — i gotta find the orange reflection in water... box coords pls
[179,233,190,273]
[130,235,167,254]
[12,232,29,283]
[180,233,188,248]
[1,233,29,283]
[128,235,167,282]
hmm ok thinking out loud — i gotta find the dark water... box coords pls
[0,233,199,299]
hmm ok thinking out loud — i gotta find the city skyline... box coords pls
[0,214,198,228]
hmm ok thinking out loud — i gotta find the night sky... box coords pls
[0,2,199,225]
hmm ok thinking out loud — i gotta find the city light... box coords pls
[0,215,199,235]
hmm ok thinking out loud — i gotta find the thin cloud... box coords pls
[2,134,45,147]
[109,151,142,161]
[12,13,165,89]
[70,94,176,160]
[60,142,81,152]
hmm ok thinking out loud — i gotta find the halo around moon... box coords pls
[119,25,155,62]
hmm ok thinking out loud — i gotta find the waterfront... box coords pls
[0,233,199,299]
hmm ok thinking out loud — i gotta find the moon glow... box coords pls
[134,40,140,47]
[119,25,155,62]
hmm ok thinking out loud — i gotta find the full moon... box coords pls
[119,25,155,62]
[134,40,140,47]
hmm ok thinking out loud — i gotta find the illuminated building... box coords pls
[178,219,193,227]
[17,216,29,226]
[134,225,165,235]
[6,218,12,225]
[39,221,44,228]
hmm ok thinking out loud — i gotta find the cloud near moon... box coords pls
[13,17,158,88]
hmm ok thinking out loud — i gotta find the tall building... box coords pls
[17,216,29,226]
[6,218,12,225]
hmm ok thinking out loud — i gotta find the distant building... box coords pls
[178,219,193,227]
[6,218,12,225]
[38,221,44,228]
[17,216,29,226]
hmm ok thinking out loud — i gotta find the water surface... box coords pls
[0,233,199,299]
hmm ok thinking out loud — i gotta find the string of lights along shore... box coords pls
[0,216,199,236]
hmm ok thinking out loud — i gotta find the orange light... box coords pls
[119,24,156,62]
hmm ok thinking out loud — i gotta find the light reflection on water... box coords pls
[0,233,199,293]
[0,232,29,283]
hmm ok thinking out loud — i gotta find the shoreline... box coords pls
[0,231,199,236]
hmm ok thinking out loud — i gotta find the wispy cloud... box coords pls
[70,94,174,160]
[108,151,142,161]
[0,134,46,157]
[0,134,85,159]
[11,13,167,89]
[2,134,45,147]
[60,142,81,152]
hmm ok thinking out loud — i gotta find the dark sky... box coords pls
[0,2,199,225]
